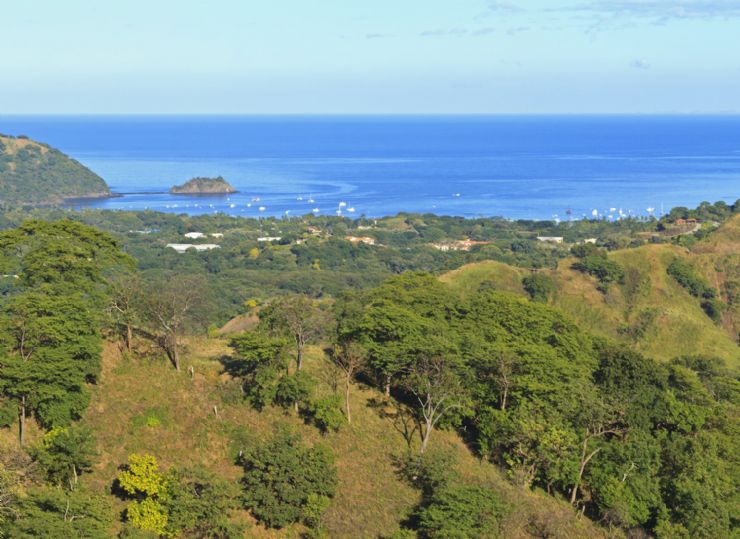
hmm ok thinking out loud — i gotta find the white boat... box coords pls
[246,203,252,208]
[297,196,304,201]
[338,201,347,208]
[308,195,315,203]
[229,203,236,208]
[258,206,266,212]
[252,196,261,202]
[312,208,320,213]
[335,209,342,215]
[347,206,356,213]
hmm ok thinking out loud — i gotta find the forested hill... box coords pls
[0,134,110,205]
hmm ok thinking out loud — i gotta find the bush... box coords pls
[305,394,345,433]
[2,487,113,538]
[700,298,725,322]
[116,454,241,538]
[240,428,337,528]
[522,273,555,302]
[415,483,506,539]
[667,259,715,299]
[274,371,315,409]
[29,425,97,489]
[572,254,625,286]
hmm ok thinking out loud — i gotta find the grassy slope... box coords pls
[442,217,740,370]
[77,339,605,538]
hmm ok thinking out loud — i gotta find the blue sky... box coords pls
[3,0,740,113]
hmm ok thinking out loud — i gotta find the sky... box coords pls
[2,0,740,114]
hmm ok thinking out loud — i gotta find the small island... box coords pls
[169,176,237,194]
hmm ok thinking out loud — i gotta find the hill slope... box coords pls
[443,217,740,370]
[72,340,606,538]
[0,134,110,205]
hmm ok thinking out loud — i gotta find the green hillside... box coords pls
[0,134,110,205]
[0,339,603,538]
[443,216,740,370]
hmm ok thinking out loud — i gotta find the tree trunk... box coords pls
[384,375,391,397]
[171,332,181,371]
[420,419,433,454]
[126,324,133,353]
[296,346,303,371]
[571,444,600,505]
[501,386,508,411]
[345,378,352,424]
[19,396,26,446]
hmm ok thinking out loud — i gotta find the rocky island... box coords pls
[169,176,237,194]
[0,134,110,205]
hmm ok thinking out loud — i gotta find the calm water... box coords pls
[1,115,739,220]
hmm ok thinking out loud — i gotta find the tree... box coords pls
[0,288,100,445]
[107,272,143,354]
[142,275,209,371]
[403,352,471,454]
[30,425,97,489]
[117,454,241,538]
[240,428,337,528]
[260,295,331,371]
[226,331,288,408]
[2,487,113,539]
[162,467,243,538]
[328,341,367,423]
[522,273,555,303]
[0,220,131,444]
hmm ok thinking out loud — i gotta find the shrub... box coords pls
[522,273,555,302]
[29,425,97,489]
[572,254,625,286]
[241,428,337,528]
[274,371,314,409]
[415,483,506,539]
[305,394,345,433]
[667,259,715,299]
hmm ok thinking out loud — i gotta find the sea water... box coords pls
[1,115,738,220]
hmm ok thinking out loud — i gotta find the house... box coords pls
[257,236,282,242]
[536,236,564,244]
[345,236,376,246]
[210,233,224,238]
[166,243,221,253]
[582,238,597,244]
[184,232,205,239]
[675,219,687,225]
[431,239,491,252]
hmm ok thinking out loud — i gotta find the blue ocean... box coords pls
[1,115,738,220]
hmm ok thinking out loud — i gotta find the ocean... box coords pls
[1,115,739,220]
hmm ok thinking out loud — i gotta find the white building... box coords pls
[210,233,224,238]
[257,236,282,242]
[536,236,564,244]
[166,243,221,253]
[184,232,206,239]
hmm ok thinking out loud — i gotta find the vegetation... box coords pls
[0,134,110,205]
[0,200,736,538]
[169,176,236,194]
[239,428,337,529]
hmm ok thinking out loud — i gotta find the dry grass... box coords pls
[442,221,739,371]
[77,336,608,538]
